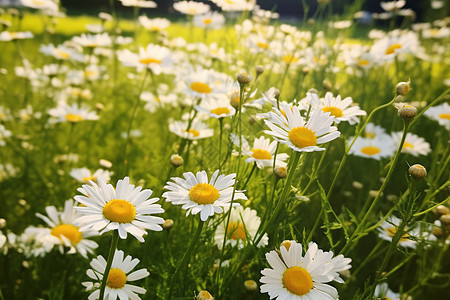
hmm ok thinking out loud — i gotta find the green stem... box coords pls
[99,231,119,300]
[241,163,257,190]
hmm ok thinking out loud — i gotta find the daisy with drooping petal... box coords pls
[260,240,351,299]
[391,132,431,156]
[424,102,450,130]
[47,103,99,124]
[214,207,268,249]
[173,1,210,15]
[163,170,247,221]
[82,249,150,300]
[74,177,165,242]
[69,167,112,183]
[195,94,236,119]
[169,119,214,140]
[348,135,395,160]
[231,134,289,169]
[35,199,99,258]
[377,216,418,249]
[264,103,341,153]
[311,92,367,125]
[118,44,173,75]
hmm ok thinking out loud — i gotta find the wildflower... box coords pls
[138,16,170,32]
[374,283,400,300]
[181,67,230,98]
[72,33,112,48]
[193,11,225,29]
[170,154,184,168]
[211,0,256,11]
[264,103,341,153]
[369,31,419,63]
[311,92,367,125]
[424,102,450,130]
[82,249,150,300]
[20,0,59,11]
[260,240,351,299]
[119,0,157,8]
[163,170,246,221]
[173,1,210,15]
[195,94,236,119]
[397,104,417,120]
[74,177,165,242]
[214,207,268,249]
[0,31,33,41]
[197,290,214,300]
[244,280,258,291]
[408,164,427,180]
[396,80,410,96]
[0,124,12,146]
[380,0,406,12]
[35,199,98,258]
[169,119,214,140]
[47,103,99,124]
[118,44,172,74]
[391,132,431,156]
[348,135,395,160]
[69,167,112,183]
[40,44,84,62]
[378,216,417,249]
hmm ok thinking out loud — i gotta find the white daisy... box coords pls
[364,122,387,139]
[193,11,225,29]
[195,94,236,119]
[369,31,420,64]
[0,124,12,147]
[72,33,112,48]
[173,1,210,15]
[391,132,431,156]
[168,119,214,140]
[74,177,165,242]
[35,199,99,258]
[82,249,150,300]
[47,103,99,124]
[378,216,418,249]
[380,0,406,12]
[162,169,247,221]
[0,31,33,41]
[40,44,84,62]
[348,135,395,160]
[211,0,256,11]
[312,92,367,125]
[138,16,171,32]
[69,167,112,183]
[118,44,173,75]
[119,0,157,8]
[180,67,230,99]
[231,134,289,169]
[20,0,59,11]
[424,102,450,130]
[260,240,351,300]
[374,283,400,300]
[214,207,268,249]
[264,103,341,153]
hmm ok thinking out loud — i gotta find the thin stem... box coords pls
[241,163,257,190]
[99,231,119,300]
[168,220,204,299]
[218,118,223,168]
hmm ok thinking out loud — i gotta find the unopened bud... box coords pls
[396,80,410,96]
[197,290,214,300]
[352,181,363,190]
[18,199,27,206]
[322,79,332,91]
[369,190,380,198]
[272,88,280,100]
[95,103,104,112]
[409,164,427,180]
[255,65,264,77]
[398,104,417,120]
[163,219,174,230]
[307,18,315,26]
[170,154,184,168]
[274,166,287,179]
[440,214,450,226]
[237,73,251,85]
[99,12,113,21]
[302,67,310,75]
[99,159,112,168]
[0,218,6,229]
[244,280,258,291]
[308,88,318,94]
[434,205,450,217]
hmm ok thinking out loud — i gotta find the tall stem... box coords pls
[99,231,119,300]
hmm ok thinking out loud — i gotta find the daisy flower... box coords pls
[231,134,289,169]
[0,31,33,41]
[72,33,112,48]
[118,44,173,75]
[260,240,351,299]
[364,122,387,139]
[369,31,420,64]
[162,169,247,221]
[40,44,84,62]
[312,92,367,125]
[82,249,150,300]
[380,0,406,12]
[69,167,112,183]
[138,16,171,32]
[181,67,230,99]
[47,103,99,124]
[214,207,268,249]
[264,103,341,153]
[173,1,210,15]
[193,11,225,29]
[35,199,99,258]
[211,0,256,11]
[348,135,395,160]
[195,94,236,119]
[0,163,18,182]
[377,216,418,249]
[424,102,450,130]
[119,0,157,8]
[0,125,12,146]
[20,0,59,11]
[391,132,431,156]
[374,283,400,300]
[74,177,165,242]
[168,119,214,140]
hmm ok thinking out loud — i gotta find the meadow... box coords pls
[0,0,449,299]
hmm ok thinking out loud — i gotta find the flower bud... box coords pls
[274,166,287,179]
[170,154,184,168]
[244,280,258,291]
[99,159,112,168]
[95,103,105,112]
[308,88,318,94]
[0,218,6,229]
[302,67,311,75]
[440,214,450,227]
[322,79,332,91]
[408,164,427,180]
[255,65,264,77]
[197,290,214,300]
[398,104,417,120]
[352,181,363,190]
[237,73,251,85]
[162,219,174,230]
[433,205,449,217]
[396,80,410,96]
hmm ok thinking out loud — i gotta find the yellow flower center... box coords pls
[102,199,136,223]
[32,0,44,5]
[288,127,317,149]
[150,26,161,31]
[51,224,82,244]
[365,132,376,139]
[65,114,83,122]
[198,291,213,300]
[183,128,200,137]
[84,70,97,78]
[357,59,370,66]
[210,107,230,116]
[386,227,410,241]
[227,221,246,240]
[139,58,162,65]
[282,266,313,296]
[360,146,381,155]
[403,142,414,149]
[190,82,212,94]
[282,55,299,64]
[281,241,292,251]
[439,113,450,120]
[203,18,212,24]
[189,183,219,204]
[257,42,269,49]
[385,43,402,55]
[322,106,344,118]
[226,0,235,4]
[251,148,272,160]
[107,268,127,289]
[82,176,97,183]
[54,49,71,59]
